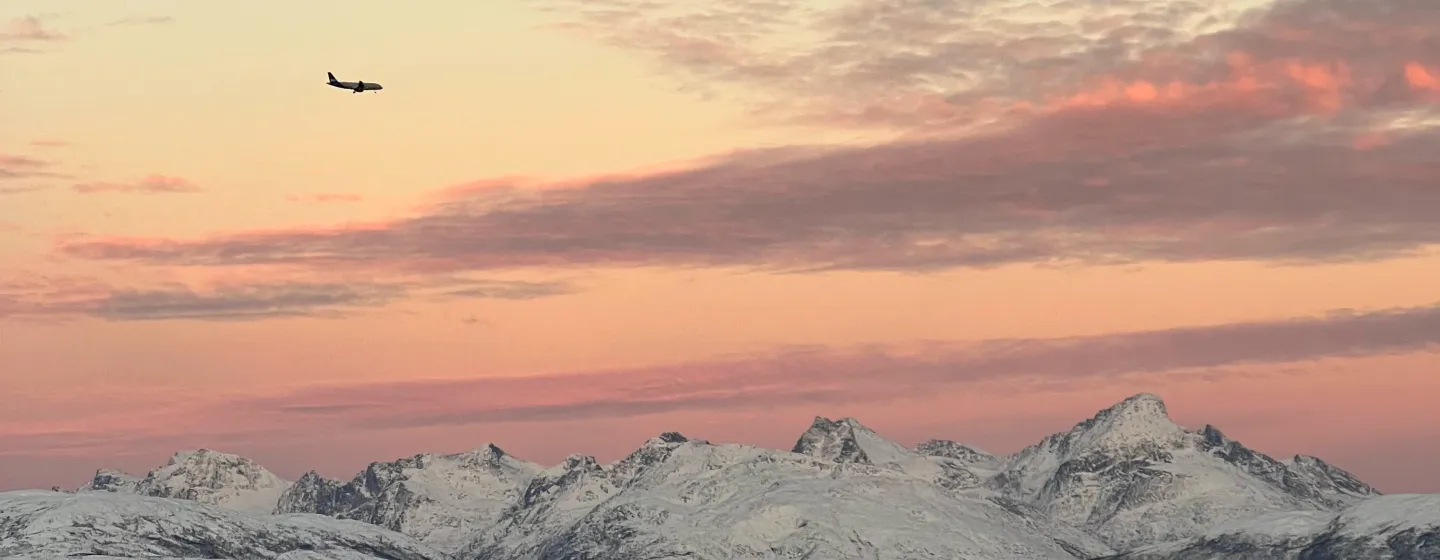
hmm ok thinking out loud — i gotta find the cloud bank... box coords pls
[4,300,1437,455]
[52,0,1440,276]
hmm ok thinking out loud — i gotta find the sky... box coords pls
[2,0,1438,493]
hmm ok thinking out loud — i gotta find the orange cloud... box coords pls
[1050,54,1365,117]
[1405,62,1440,91]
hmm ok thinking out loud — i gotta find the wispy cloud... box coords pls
[0,273,577,322]
[72,174,202,195]
[286,193,363,204]
[29,140,68,148]
[0,16,65,43]
[54,0,1440,275]
[0,154,63,190]
[1,154,51,176]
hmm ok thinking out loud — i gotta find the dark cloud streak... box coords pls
[55,116,1440,272]
[233,301,1440,429]
[0,276,577,322]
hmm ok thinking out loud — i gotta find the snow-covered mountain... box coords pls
[991,393,1379,551]
[1103,493,1440,559]
[793,416,921,465]
[0,490,446,559]
[75,448,293,515]
[274,443,541,554]
[466,431,1113,560]
[40,392,1417,559]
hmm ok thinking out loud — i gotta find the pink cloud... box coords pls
[72,174,202,194]
[0,16,64,43]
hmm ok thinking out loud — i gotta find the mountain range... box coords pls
[3,393,1433,559]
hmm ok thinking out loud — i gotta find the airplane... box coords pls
[326,72,383,93]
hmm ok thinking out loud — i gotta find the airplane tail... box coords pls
[327,72,338,84]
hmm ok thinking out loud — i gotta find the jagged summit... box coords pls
[169,447,241,463]
[655,431,688,443]
[995,392,1379,550]
[79,469,140,493]
[791,415,919,465]
[135,448,293,515]
[1092,393,1175,426]
[1062,392,1187,454]
[272,443,542,554]
[915,439,997,465]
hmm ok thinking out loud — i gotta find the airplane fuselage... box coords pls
[326,73,382,93]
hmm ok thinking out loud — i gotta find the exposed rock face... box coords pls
[273,443,541,554]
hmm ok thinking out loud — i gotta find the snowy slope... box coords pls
[466,432,1114,560]
[464,437,665,559]
[76,449,293,515]
[274,443,541,554]
[992,393,1379,551]
[1104,493,1440,559]
[0,490,446,560]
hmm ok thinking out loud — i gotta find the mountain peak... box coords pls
[448,442,512,466]
[79,469,140,493]
[137,448,292,515]
[792,415,916,465]
[1062,392,1185,452]
[168,448,249,465]
[656,431,688,443]
[1105,393,1169,417]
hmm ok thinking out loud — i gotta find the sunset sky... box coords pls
[3,0,1438,493]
